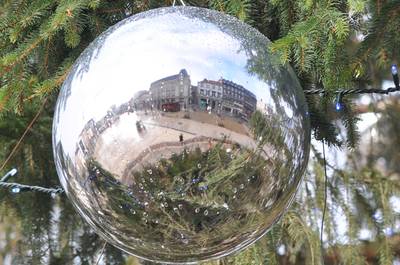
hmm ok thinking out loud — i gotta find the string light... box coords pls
[392,64,399,89]
[11,187,21,193]
[335,92,344,112]
[392,64,398,75]
[304,66,400,112]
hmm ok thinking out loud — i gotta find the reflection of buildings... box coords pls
[132,90,152,111]
[75,69,258,163]
[197,78,257,120]
[137,69,257,120]
[77,119,98,157]
[150,69,192,111]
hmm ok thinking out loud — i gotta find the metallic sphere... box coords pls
[52,6,310,264]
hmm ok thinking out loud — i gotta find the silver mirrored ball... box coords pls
[53,6,310,264]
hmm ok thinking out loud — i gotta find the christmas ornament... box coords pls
[52,6,310,264]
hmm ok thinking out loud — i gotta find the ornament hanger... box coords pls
[172,0,186,6]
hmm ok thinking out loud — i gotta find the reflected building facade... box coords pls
[132,90,152,111]
[149,69,191,111]
[77,119,98,158]
[197,78,257,120]
[197,79,222,111]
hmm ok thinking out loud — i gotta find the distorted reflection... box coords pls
[53,6,310,264]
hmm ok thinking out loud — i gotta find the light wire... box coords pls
[304,85,399,96]
[0,181,64,194]
[0,168,63,194]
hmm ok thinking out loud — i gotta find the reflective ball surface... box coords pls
[53,6,310,264]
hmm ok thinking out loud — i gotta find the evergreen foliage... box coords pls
[0,0,400,264]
